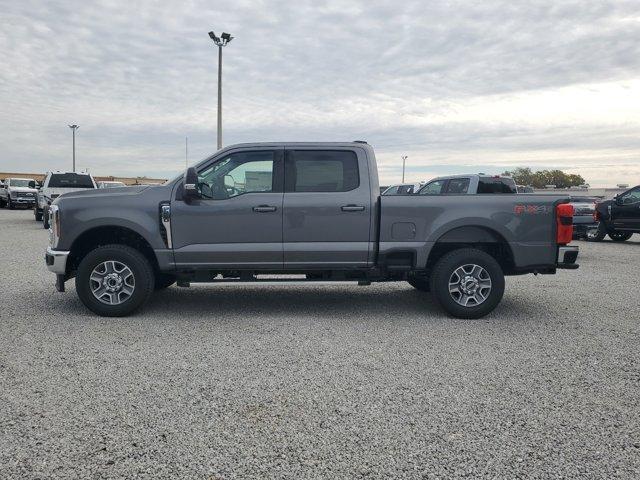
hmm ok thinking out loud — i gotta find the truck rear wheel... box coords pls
[430,248,505,319]
[75,244,155,317]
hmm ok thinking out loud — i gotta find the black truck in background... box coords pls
[590,185,640,242]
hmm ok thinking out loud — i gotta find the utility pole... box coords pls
[401,155,408,183]
[69,125,79,172]
[185,137,188,167]
[208,31,234,150]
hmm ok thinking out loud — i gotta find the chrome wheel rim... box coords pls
[448,264,492,307]
[90,261,135,305]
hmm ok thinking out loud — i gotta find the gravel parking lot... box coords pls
[0,207,639,479]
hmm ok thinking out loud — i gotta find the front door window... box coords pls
[197,151,275,199]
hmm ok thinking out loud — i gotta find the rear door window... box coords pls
[48,174,95,188]
[288,150,359,192]
[477,177,517,194]
[444,178,470,194]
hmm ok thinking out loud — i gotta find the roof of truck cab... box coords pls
[225,141,371,147]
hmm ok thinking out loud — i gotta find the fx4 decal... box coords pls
[514,204,551,215]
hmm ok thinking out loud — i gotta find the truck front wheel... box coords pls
[42,205,50,229]
[608,230,633,242]
[75,244,155,317]
[430,248,505,319]
[34,206,43,221]
[586,222,606,242]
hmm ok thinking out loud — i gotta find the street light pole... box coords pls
[69,125,79,172]
[208,31,234,150]
[401,155,408,183]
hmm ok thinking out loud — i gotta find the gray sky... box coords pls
[1,0,639,186]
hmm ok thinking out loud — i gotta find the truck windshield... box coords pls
[48,174,94,188]
[9,179,33,187]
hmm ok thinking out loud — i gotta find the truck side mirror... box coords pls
[183,167,200,200]
[614,195,623,206]
[28,181,36,188]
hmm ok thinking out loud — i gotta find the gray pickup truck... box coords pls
[45,142,579,318]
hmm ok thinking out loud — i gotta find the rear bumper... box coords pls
[557,245,579,269]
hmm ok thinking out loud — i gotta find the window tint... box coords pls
[445,178,470,194]
[198,151,275,199]
[291,151,359,192]
[418,180,446,195]
[398,185,415,194]
[477,177,517,194]
[620,187,640,204]
[383,186,400,195]
[48,173,94,188]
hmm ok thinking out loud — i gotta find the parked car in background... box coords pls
[569,196,600,240]
[45,141,578,319]
[381,182,425,195]
[590,185,640,242]
[0,177,38,209]
[417,174,517,195]
[517,185,534,193]
[97,181,127,189]
[34,171,97,228]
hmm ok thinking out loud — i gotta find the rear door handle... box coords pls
[341,205,365,212]
[253,205,277,213]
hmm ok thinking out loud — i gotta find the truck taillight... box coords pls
[556,203,573,245]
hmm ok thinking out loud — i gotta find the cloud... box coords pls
[0,0,639,186]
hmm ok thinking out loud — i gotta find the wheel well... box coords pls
[67,226,158,275]
[426,227,515,274]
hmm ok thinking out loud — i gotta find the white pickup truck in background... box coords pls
[34,171,97,228]
[0,177,38,209]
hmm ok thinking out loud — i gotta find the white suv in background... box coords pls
[35,171,97,228]
[0,177,39,209]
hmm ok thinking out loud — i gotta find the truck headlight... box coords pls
[10,191,17,198]
[49,205,61,248]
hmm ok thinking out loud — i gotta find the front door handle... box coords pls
[341,205,365,212]
[253,205,277,213]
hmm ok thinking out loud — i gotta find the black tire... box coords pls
[407,273,430,292]
[75,244,155,317]
[34,207,43,221]
[608,230,633,242]
[8,197,14,209]
[586,222,607,242]
[430,248,505,319]
[0,197,5,208]
[42,206,49,229]
[154,273,176,290]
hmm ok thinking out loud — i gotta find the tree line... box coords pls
[501,167,586,188]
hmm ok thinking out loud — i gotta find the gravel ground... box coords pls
[0,208,639,479]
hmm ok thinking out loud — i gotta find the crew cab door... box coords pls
[170,148,285,268]
[612,187,640,230]
[282,147,372,268]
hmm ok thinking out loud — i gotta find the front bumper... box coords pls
[45,247,70,275]
[557,245,579,269]
[12,197,36,204]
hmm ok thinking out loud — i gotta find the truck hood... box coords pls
[8,186,38,194]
